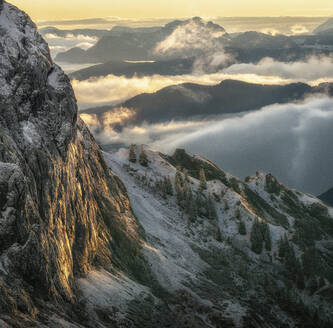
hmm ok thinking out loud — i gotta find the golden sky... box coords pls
[8,0,333,21]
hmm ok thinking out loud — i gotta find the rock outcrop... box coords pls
[0,2,145,325]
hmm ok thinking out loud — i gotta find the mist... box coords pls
[71,56,333,108]
[224,56,333,82]
[44,33,98,57]
[82,97,333,195]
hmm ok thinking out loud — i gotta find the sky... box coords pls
[9,0,333,21]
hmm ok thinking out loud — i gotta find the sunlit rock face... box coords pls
[0,1,144,324]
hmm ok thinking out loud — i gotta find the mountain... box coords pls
[56,24,328,68]
[103,146,333,327]
[0,1,147,325]
[55,17,230,64]
[70,58,196,80]
[319,187,333,207]
[67,31,333,80]
[2,2,333,327]
[313,18,333,34]
[81,80,320,130]
[39,26,113,39]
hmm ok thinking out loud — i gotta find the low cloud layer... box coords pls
[224,56,333,82]
[82,97,333,195]
[71,73,298,109]
[44,33,98,57]
[72,57,333,109]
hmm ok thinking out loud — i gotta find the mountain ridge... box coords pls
[319,187,333,207]
[80,79,333,133]
[1,2,333,327]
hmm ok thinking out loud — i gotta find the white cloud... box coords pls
[290,24,309,35]
[72,72,299,109]
[70,56,333,108]
[44,33,98,57]
[224,56,333,82]
[154,18,227,59]
[82,97,333,195]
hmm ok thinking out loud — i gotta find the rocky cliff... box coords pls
[0,2,146,326]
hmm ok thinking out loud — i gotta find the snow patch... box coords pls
[78,269,151,311]
[21,121,41,146]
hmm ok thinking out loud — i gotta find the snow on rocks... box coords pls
[104,149,206,291]
[78,269,151,312]
[21,121,42,146]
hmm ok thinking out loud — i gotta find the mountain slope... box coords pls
[81,80,318,132]
[319,187,333,207]
[55,17,230,64]
[314,18,333,34]
[69,58,196,80]
[103,145,333,327]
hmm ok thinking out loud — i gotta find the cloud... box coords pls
[38,18,111,26]
[154,18,228,59]
[68,55,333,108]
[72,72,297,109]
[44,33,98,57]
[192,51,234,74]
[224,56,333,82]
[214,17,325,35]
[290,24,309,35]
[260,25,308,36]
[259,28,280,36]
[82,97,333,195]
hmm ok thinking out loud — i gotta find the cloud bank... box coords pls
[82,97,333,195]
[224,56,333,82]
[71,73,299,109]
[72,56,333,108]
[44,33,98,57]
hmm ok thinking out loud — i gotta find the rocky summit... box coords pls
[1,1,333,327]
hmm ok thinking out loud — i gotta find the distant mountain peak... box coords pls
[314,17,333,34]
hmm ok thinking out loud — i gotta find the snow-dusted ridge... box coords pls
[100,145,333,326]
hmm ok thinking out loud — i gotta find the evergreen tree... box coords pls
[262,222,272,251]
[206,195,217,220]
[175,167,184,205]
[129,144,137,163]
[175,181,183,205]
[278,234,289,258]
[164,176,173,196]
[182,168,190,183]
[175,166,184,186]
[302,247,318,278]
[185,187,196,221]
[216,229,222,242]
[188,204,197,222]
[195,192,205,217]
[238,220,247,235]
[139,145,148,167]
[250,218,264,254]
[199,168,207,190]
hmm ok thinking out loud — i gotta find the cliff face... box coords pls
[2,2,333,328]
[0,1,144,324]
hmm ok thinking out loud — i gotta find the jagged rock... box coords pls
[0,2,145,326]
